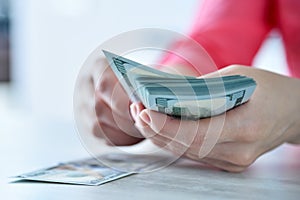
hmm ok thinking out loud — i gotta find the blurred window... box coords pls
[0,0,10,82]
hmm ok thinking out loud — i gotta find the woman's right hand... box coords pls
[76,56,144,146]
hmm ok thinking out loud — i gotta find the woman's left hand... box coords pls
[130,65,300,172]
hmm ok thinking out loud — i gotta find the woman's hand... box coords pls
[75,56,143,146]
[131,65,300,172]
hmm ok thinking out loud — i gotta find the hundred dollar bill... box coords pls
[13,160,133,186]
[12,154,172,185]
[103,50,256,119]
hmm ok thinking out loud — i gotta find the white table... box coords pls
[1,84,300,200]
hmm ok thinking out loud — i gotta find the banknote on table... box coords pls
[12,158,132,186]
[12,153,171,186]
[103,50,257,119]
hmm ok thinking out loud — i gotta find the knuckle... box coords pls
[92,121,103,138]
[95,98,103,111]
[96,76,110,93]
[95,99,105,114]
[95,68,116,94]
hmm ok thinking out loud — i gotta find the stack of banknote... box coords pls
[103,50,257,119]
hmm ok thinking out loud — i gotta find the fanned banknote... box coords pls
[103,50,256,119]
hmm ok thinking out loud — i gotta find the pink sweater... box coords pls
[161,0,300,77]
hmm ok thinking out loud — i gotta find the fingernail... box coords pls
[139,110,151,125]
[130,103,137,119]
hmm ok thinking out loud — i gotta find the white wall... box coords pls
[10,0,199,121]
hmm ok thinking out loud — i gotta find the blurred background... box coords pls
[1,1,297,187]
[1,0,201,122]
[0,0,288,124]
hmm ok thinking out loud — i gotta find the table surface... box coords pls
[1,84,300,200]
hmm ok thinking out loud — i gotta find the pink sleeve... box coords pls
[160,0,271,75]
[277,0,300,78]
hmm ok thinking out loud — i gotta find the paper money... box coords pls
[103,50,256,119]
[13,159,133,186]
[12,153,172,185]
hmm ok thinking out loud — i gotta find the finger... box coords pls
[142,109,254,157]
[95,68,131,119]
[74,58,102,133]
[130,102,148,128]
[134,105,251,158]
[90,57,110,86]
[135,123,190,157]
[92,120,105,138]
[95,98,120,126]
[94,65,117,93]
[137,110,232,156]
[95,99,143,138]
[94,121,143,146]
[145,108,247,143]
[139,110,200,147]
[132,102,202,155]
